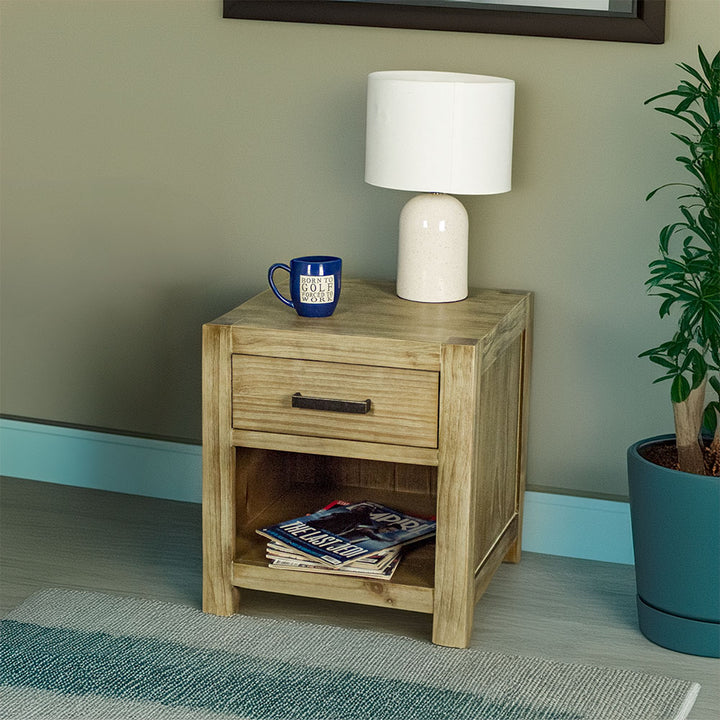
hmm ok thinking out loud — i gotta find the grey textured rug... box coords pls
[0,588,700,719]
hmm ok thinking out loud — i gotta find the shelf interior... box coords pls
[233,446,437,592]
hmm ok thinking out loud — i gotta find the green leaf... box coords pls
[703,401,719,433]
[671,374,691,403]
[646,183,697,202]
[680,205,696,225]
[652,374,676,384]
[686,109,710,129]
[645,89,681,105]
[710,375,720,395]
[659,297,675,318]
[647,355,677,370]
[675,96,697,114]
[702,309,720,344]
[697,46,712,84]
[691,354,708,389]
[670,132,695,147]
[712,48,720,72]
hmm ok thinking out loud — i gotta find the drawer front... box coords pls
[232,355,439,448]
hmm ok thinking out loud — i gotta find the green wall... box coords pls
[1,0,717,497]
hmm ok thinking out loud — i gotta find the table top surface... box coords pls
[209,279,531,346]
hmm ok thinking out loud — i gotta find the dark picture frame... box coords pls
[222,0,665,43]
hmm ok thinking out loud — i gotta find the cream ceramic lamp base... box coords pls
[397,193,469,303]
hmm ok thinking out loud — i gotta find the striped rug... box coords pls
[1,588,699,720]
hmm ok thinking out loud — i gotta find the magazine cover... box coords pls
[256,500,436,567]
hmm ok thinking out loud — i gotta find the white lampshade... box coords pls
[364,71,515,303]
[365,71,515,195]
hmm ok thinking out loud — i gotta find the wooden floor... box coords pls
[1,476,717,718]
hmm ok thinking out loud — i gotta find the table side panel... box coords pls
[473,515,520,605]
[473,335,523,573]
[507,300,534,563]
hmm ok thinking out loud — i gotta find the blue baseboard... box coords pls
[521,490,633,565]
[0,417,634,565]
[0,418,202,504]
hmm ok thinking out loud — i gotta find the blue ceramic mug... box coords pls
[268,255,342,317]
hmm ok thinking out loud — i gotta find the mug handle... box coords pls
[268,263,294,308]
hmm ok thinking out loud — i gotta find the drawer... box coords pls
[232,355,439,448]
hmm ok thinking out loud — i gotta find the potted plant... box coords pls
[627,46,719,657]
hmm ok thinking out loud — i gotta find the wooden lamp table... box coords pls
[202,279,532,648]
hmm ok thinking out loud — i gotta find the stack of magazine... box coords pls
[256,500,436,580]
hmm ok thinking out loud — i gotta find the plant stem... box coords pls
[672,379,707,474]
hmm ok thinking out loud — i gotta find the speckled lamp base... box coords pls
[397,193,468,303]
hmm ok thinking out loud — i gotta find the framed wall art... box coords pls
[222,0,666,43]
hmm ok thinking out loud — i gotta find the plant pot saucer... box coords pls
[636,595,719,657]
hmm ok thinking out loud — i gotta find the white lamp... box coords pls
[365,71,515,303]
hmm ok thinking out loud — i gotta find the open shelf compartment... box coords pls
[231,446,438,613]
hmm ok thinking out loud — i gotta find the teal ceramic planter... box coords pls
[627,435,720,657]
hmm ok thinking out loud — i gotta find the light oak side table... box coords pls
[202,278,532,648]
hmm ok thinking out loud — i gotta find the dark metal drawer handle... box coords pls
[291,392,372,414]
